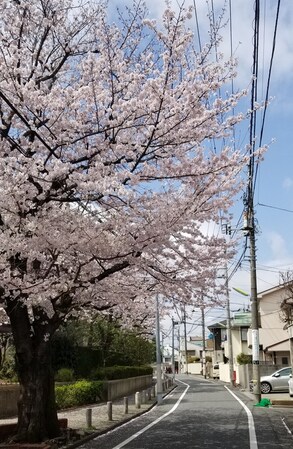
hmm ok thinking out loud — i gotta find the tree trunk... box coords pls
[16,345,60,443]
[5,298,60,443]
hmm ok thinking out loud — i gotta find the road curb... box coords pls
[270,400,293,408]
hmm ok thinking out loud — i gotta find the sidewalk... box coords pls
[0,388,173,448]
[58,393,157,435]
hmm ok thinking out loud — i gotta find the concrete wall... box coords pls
[0,385,20,418]
[105,375,153,401]
[0,375,153,418]
[181,362,202,375]
[237,364,287,390]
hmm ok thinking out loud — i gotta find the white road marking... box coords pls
[225,386,258,449]
[281,417,292,435]
[111,380,190,449]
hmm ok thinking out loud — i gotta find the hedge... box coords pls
[55,380,104,410]
[90,365,153,380]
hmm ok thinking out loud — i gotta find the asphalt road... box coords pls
[79,375,293,449]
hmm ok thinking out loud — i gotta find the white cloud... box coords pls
[282,177,293,189]
[266,231,288,259]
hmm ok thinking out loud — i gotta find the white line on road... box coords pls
[281,417,292,435]
[225,386,258,449]
[111,380,190,449]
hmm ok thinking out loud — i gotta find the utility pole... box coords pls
[225,264,235,387]
[201,306,206,378]
[183,305,188,374]
[222,224,235,387]
[177,327,181,373]
[172,318,179,380]
[243,0,261,403]
[246,209,261,402]
[155,294,163,404]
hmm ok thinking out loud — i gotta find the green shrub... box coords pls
[55,368,75,382]
[237,353,252,365]
[55,380,104,410]
[0,357,18,382]
[90,365,153,380]
[188,356,200,363]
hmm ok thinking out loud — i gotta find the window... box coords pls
[282,357,288,365]
[279,367,291,377]
[241,328,248,342]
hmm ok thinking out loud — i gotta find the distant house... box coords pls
[162,343,178,365]
[230,311,251,361]
[208,311,251,366]
[179,336,213,360]
[176,335,214,375]
[207,283,292,386]
[208,284,292,368]
[207,319,227,364]
[247,284,291,365]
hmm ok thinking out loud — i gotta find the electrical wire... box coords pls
[258,0,281,149]
[193,0,202,53]
[254,0,281,193]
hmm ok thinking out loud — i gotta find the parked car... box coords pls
[260,367,292,394]
[288,374,293,397]
[212,364,220,379]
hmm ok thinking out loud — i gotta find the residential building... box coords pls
[208,311,251,367]
[247,284,291,365]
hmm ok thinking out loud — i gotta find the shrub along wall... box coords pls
[90,365,153,380]
[55,380,104,409]
[0,365,154,417]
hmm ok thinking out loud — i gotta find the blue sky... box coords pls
[108,0,293,330]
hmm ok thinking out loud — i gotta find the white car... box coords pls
[260,367,292,394]
[212,364,220,379]
[289,374,293,397]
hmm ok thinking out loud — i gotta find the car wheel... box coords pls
[261,382,271,394]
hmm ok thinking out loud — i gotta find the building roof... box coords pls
[207,320,227,330]
[258,283,286,298]
[232,312,251,327]
[264,339,290,352]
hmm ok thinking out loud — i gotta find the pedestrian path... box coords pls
[58,395,156,434]
[0,393,157,430]
[0,385,176,448]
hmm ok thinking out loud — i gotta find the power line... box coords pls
[254,0,281,192]
[193,0,202,53]
[258,0,281,149]
[258,202,293,214]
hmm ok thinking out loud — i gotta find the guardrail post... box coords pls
[107,401,113,421]
[135,391,141,409]
[147,388,152,401]
[124,396,128,414]
[86,408,92,428]
[141,390,146,404]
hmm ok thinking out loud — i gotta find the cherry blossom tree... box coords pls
[0,0,249,442]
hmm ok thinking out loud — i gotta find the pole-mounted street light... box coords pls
[155,294,163,405]
[171,318,179,380]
